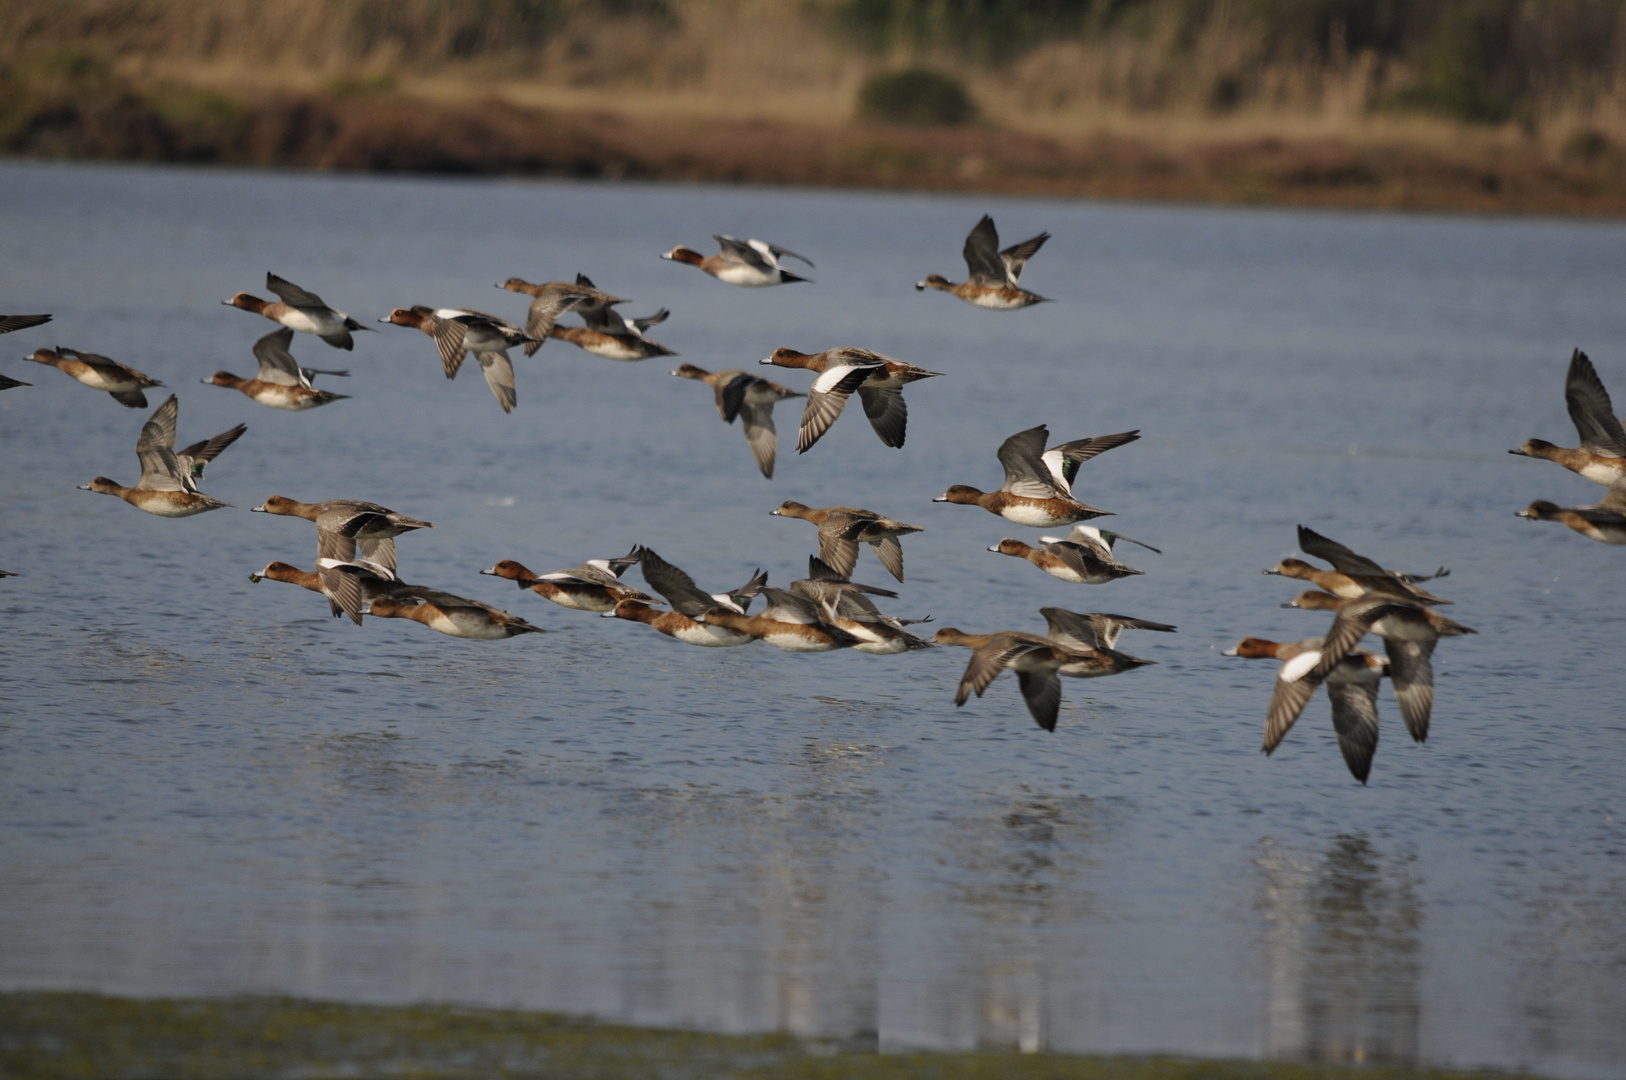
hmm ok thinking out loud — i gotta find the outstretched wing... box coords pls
[473,352,516,413]
[1327,678,1381,783]
[134,395,187,491]
[856,385,908,449]
[999,232,1049,283]
[265,273,328,309]
[754,238,813,267]
[1264,652,1323,755]
[0,314,52,335]
[1384,638,1436,743]
[523,291,590,356]
[1296,525,1390,577]
[1566,348,1626,456]
[714,235,776,272]
[961,215,1008,285]
[996,424,1060,498]
[251,328,306,387]
[638,547,721,618]
[797,364,873,453]
[1015,668,1063,731]
[1040,430,1141,493]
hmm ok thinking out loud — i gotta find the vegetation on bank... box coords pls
[3,1,1626,213]
[0,992,1543,1080]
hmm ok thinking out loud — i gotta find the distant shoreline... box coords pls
[0,991,1548,1078]
[9,88,1626,217]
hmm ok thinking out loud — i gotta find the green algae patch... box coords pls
[0,992,1533,1080]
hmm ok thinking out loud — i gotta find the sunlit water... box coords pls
[1,160,1623,1078]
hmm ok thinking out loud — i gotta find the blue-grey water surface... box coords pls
[0,160,1623,1078]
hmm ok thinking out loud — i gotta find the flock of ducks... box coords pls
[2,211,1620,781]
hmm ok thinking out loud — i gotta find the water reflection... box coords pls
[924,792,1100,1052]
[1255,834,1422,1065]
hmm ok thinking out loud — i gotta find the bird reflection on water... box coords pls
[1255,834,1421,1066]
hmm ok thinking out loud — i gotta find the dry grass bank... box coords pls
[5,0,1626,213]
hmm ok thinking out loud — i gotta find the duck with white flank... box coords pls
[1510,348,1626,486]
[203,329,349,410]
[1222,636,1389,784]
[759,347,943,452]
[224,273,373,350]
[661,236,813,287]
[771,502,923,582]
[935,425,1138,527]
[603,547,765,647]
[78,395,245,517]
[251,497,433,624]
[916,215,1050,310]
[27,347,162,408]
[672,364,803,478]
[382,306,543,413]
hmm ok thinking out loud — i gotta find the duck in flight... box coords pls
[78,394,245,517]
[27,347,162,408]
[224,273,373,350]
[917,215,1050,309]
[661,235,813,287]
[203,329,349,410]
[1510,348,1626,486]
[672,364,802,478]
[934,425,1137,528]
[759,346,942,452]
[382,306,542,413]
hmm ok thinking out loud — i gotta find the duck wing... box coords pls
[522,291,590,356]
[265,273,329,309]
[1040,430,1141,494]
[1566,348,1626,456]
[473,351,517,413]
[955,636,1036,704]
[717,372,753,423]
[425,315,468,377]
[753,239,813,267]
[999,232,1049,284]
[856,384,908,449]
[629,307,670,334]
[251,328,307,387]
[1296,525,1392,577]
[713,235,776,272]
[797,364,873,453]
[175,423,247,490]
[1308,596,1411,681]
[1383,638,1436,743]
[134,395,188,491]
[1015,668,1064,732]
[961,215,1008,286]
[738,398,780,478]
[0,314,51,335]
[1326,675,1381,783]
[996,424,1061,498]
[638,547,721,618]
[1264,648,1325,754]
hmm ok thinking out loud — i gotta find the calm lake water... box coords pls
[1,160,1623,1078]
